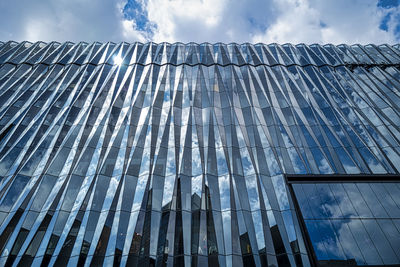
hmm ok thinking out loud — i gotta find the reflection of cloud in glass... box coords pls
[221,210,232,255]
[264,146,281,176]
[281,131,307,174]
[113,55,123,66]
[131,174,149,212]
[165,144,176,177]
[0,174,30,212]
[271,175,289,211]
[245,174,260,211]
[318,157,332,174]
[312,219,388,265]
[162,175,175,207]
[218,175,230,211]
[216,147,228,175]
[282,210,297,243]
[3,42,400,266]
[192,146,202,176]
[296,181,400,265]
[383,147,400,172]
[240,147,255,176]
[191,175,202,197]
[139,148,150,176]
[251,211,265,249]
[267,210,276,226]
[334,147,360,174]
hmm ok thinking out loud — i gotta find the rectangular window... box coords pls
[287,175,400,266]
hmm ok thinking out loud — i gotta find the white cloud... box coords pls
[253,0,399,44]
[121,20,148,42]
[146,0,277,43]
[0,0,148,42]
[0,0,399,44]
[144,0,399,44]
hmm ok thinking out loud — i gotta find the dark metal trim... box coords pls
[285,174,400,183]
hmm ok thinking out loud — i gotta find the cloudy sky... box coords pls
[0,0,399,44]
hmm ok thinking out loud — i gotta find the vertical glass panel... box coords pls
[372,183,400,218]
[356,183,388,218]
[377,219,400,260]
[0,174,30,212]
[315,184,342,218]
[314,220,346,260]
[330,219,366,265]
[304,220,329,260]
[329,183,358,218]
[342,183,373,218]
[301,184,329,219]
[362,219,399,264]
[347,219,383,265]
[292,184,313,219]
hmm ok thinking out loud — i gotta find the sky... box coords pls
[0,0,399,44]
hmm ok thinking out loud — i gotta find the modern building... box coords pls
[0,41,399,267]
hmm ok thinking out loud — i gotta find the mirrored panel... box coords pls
[289,176,400,267]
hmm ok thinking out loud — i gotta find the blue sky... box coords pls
[0,0,399,44]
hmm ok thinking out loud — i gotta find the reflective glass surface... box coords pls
[293,181,400,266]
[0,42,399,266]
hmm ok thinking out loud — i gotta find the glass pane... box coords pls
[292,181,400,266]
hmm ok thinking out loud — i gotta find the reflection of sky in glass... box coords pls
[271,175,289,211]
[218,175,230,211]
[293,182,400,265]
[0,174,30,212]
[2,43,400,265]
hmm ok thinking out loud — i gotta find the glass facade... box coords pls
[291,179,400,266]
[0,41,399,266]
